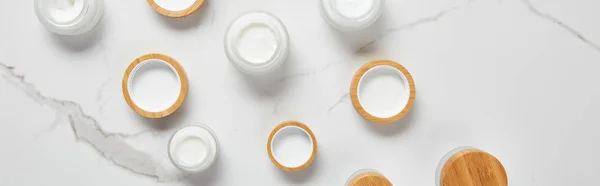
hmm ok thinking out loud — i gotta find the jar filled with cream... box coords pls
[34,0,104,35]
[168,124,219,173]
[320,0,384,32]
[224,11,289,75]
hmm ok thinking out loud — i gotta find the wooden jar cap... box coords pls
[350,59,416,124]
[267,121,317,172]
[440,149,508,186]
[146,0,205,18]
[122,53,188,118]
[347,171,392,186]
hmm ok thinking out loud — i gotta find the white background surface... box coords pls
[1,0,600,185]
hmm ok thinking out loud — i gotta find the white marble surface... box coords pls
[1,0,600,185]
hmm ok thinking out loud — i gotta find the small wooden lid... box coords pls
[350,59,416,124]
[122,53,188,118]
[348,171,393,186]
[146,0,205,18]
[440,149,508,186]
[267,121,317,172]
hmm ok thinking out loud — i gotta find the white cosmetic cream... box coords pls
[35,0,104,35]
[225,11,289,75]
[169,125,219,172]
[320,0,384,31]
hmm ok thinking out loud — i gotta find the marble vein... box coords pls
[327,92,350,113]
[356,2,470,53]
[94,43,111,116]
[0,63,176,182]
[276,2,470,84]
[522,0,600,53]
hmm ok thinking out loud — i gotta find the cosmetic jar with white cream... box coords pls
[224,11,289,75]
[168,124,219,173]
[320,0,384,31]
[34,0,104,35]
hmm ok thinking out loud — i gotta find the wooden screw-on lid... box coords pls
[348,171,392,186]
[441,149,508,186]
[350,59,416,124]
[146,0,205,18]
[122,53,188,118]
[267,121,317,172]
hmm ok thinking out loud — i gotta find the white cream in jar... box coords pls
[224,11,289,75]
[35,0,104,35]
[168,125,219,172]
[320,0,384,31]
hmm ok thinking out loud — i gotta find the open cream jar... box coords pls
[168,124,219,172]
[34,0,104,35]
[122,53,188,118]
[224,11,289,75]
[320,0,384,31]
[350,60,415,124]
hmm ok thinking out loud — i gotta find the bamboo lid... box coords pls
[267,121,317,172]
[122,53,188,118]
[146,0,205,18]
[348,171,392,186]
[350,59,416,124]
[440,149,508,186]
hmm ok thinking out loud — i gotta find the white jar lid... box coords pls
[122,53,188,118]
[267,121,317,172]
[350,60,415,124]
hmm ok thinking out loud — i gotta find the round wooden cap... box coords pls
[267,121,317,172]
[146,0,205,18]
[350,59,416,124]
[122,53,188,118]
[348,171,392,186]
[440,149,508,186]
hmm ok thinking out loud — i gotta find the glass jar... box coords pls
[224,11,289,75]
[34,0,104,35]
[320,0,384,32]
[168,124,219,173]
[346,169,392,186]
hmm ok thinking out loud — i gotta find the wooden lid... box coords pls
[350,59,416,124]
[122,53,188,118]
[267,121,317,172]
[348,171,393,186]
[440,149,508,186]
[146,0,205,18]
